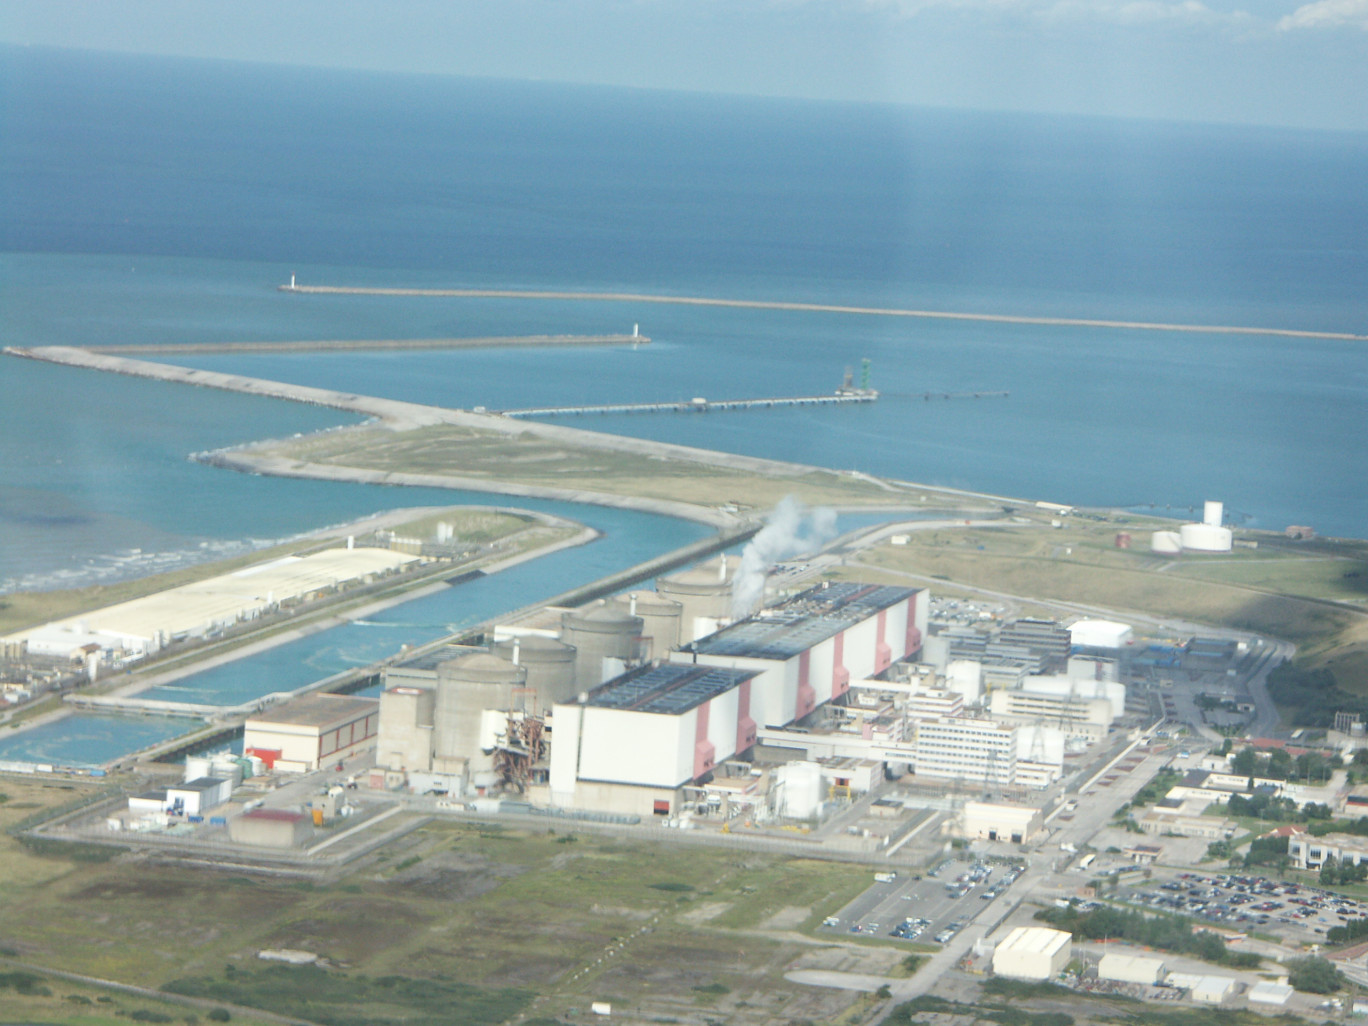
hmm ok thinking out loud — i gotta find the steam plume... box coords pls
[730,497,838,618]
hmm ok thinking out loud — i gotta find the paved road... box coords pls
[868,737,1176,1023]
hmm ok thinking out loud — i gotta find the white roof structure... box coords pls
[1097,952,1165,984]
[997,926,1071,958]
[1248,981,1294,1006]
[7,548,420,653]
[1069,619,1133,650]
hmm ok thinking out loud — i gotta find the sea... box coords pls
[1,46,1365,763]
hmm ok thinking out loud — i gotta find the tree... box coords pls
[1231,747,1258,776]
[1286,956,1345,994]
[1321,855,1340,886]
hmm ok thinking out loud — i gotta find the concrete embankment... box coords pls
[279,283,1368,342]
[83,333,648,355]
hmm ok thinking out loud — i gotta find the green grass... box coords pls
[163,965,531,1026]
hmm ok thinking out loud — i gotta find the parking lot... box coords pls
[818,859,1025,944]
[1116,869,1368,943]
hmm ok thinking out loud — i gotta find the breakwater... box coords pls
[278,283,1368,343]
[83,334,647,355]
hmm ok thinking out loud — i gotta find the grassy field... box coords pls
[263,421,969,514]
[845,516,1368,692]
[0,786,908,1026]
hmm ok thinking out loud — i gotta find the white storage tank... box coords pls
[1179,522,1233,553]
[773,761,824,819]
[946,659,984,703]
[1203,500,1224,527]
[1150,530,1183,554]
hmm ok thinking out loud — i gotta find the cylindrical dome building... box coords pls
[561,602,644,690]
[655,555,735,642]
[609,592,683,660]
[492,634,578,708]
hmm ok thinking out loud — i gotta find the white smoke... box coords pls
[730,497,838,619]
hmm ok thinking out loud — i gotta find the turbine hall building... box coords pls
[672,582,927,729]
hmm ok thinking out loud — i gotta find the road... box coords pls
[868,736,1177,1022]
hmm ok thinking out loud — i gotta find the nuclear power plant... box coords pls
[369,544,1142,820]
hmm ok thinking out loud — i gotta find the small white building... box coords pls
[1098,952,1165,985]
[166,777,232,817]
[1248,981,1293,1006]
[1167,972,1235,1004]
[992,927,1072,981]
[1069,620,1134,651]
[959,801,1045,844]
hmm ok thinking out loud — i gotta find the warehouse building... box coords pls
[1098,952,1166,985]
[992,927,1072,980]
[550,662,763,816]
[244,693,380,772]
[7,547,421,663]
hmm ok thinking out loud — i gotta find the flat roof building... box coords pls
[992,927,1071,981]
[676,582,927,729]
[245,693,379,773]
[1098,953,1166,985]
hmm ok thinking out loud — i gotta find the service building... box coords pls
[991,927,1072,980]
[244,693,380,772]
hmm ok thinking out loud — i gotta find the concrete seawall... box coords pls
[83,333,648,355]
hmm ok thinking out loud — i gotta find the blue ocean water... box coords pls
[2,47,1367,759]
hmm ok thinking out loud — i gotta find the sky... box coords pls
[1,0,1366,131]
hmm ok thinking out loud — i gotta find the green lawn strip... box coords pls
[0,967,275,1025]
[162,964,530,1026]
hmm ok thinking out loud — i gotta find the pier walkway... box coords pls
[501,392,876,418]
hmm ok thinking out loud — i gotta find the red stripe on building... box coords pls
[904,594,922,658]
[736,679,757,753]
[797,650,816,719]
[874,610,892,673]
[693,699,716,779]
[832,631,850,697]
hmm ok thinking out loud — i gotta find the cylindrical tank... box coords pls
[1150,530,1183,554]
[492,635,578,708]
[561,602,644,689]
[184,756,212,781]
[656,555,735,642]
[1203,500,1224,527]
[433,652,527,770]
[610,592,683,660]
[1180,523,1232,552]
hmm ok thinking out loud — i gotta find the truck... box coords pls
[874,871,898,883]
